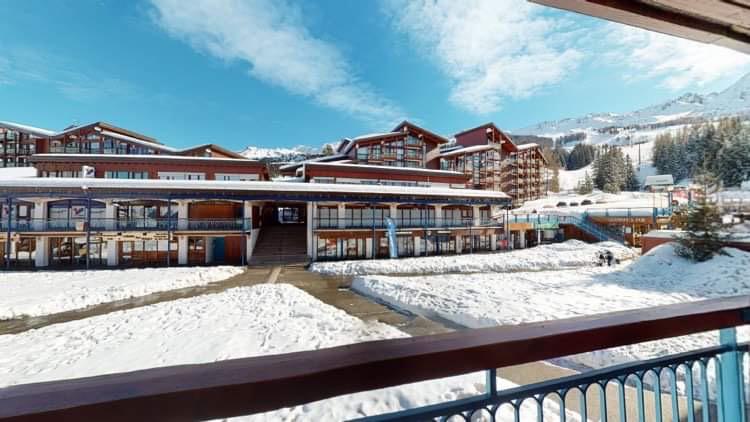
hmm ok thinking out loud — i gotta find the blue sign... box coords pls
[385,217,398,259]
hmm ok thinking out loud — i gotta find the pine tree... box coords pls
[567,143,596,170]
[624,155,640,191]
[321,144,335,156]
[675,171,726,262]
[716,125,750,187]
[576,171,594,195]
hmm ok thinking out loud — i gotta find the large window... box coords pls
[397,207,434,227]
[158,172,205,180]
[316,237,338,260]
[443,208,472,227]
[317,206,338,228]
[396,235,414,257]
[344,206,389,228]
[105,171,149,179]
[356,146,369,161]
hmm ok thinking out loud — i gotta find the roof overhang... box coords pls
[0,179,511,206]
[530,0,750,54]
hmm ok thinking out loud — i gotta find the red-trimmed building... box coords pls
[0,119,545,270]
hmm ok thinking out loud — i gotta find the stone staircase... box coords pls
[248,224,310,266]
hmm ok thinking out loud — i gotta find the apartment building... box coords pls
[0,119,545,269]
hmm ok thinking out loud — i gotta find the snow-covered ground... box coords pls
[310,240,637,276]
[0,283,577,421]
[0,266,244,319]
[352,244,750,371]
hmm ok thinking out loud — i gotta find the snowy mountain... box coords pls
[514,72,750,139]
[238,145,321,162]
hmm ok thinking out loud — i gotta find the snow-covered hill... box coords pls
[515,72,750,139]
[238,145,320,161]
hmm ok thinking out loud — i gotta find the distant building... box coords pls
[644,175,674,192]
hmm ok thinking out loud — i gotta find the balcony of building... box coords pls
[2,296,748,421]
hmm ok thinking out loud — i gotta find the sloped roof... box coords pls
[392,120,450,144]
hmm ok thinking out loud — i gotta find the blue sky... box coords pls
[2,0,750,150]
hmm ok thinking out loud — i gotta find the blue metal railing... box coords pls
[557,215,625,243]
[314,218,502,230]
[354,329,747,422]
[0,218,250,232]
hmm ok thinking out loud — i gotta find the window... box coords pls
[316,237,338,260]
[317,206,338,228]
[105,171,148,179]
[344,238,365,258]
[215,173,260,181]
[370,145,381,160]
[356,146,369,161]
[158,172,205,180]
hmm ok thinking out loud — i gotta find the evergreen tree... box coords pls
[592,145,628,191]
[716,125,750,187]
[567,143,596,170]
[624,155,640,191]
[576,171,594,195]
[321,144,335,156]
[675,172,726,262]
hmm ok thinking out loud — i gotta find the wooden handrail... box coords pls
[1,295,749,421]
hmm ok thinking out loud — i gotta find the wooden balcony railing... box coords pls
[0,296,748,421]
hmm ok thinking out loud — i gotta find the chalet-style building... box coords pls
[0,119,547,270]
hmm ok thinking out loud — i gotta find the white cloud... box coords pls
[149,0,403,127]
[603,24,750,91]
[382,0,583,114]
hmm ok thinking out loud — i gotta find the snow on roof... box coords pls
[351,132,400,141]
[0,121,57,137]
[516,143,539,150]
[644,175,674,186]
[31,153,259,164]
[304,162,466,176]
[0,167,37,180]
[439,144,496,158]
[100,130,177,152]
[0,178,510,200]
[278,154,349,171]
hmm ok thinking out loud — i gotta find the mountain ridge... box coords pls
[514,72,750,138]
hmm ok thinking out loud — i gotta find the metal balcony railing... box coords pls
[1,296,748,421]
[314,218,502,230]
[0,218,251,233]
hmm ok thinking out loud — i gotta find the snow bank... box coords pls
[0,167,36,179]
[0,266,244,319]
[310,240,638,276]
[352,244,750,372]
[0,284,578,421]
